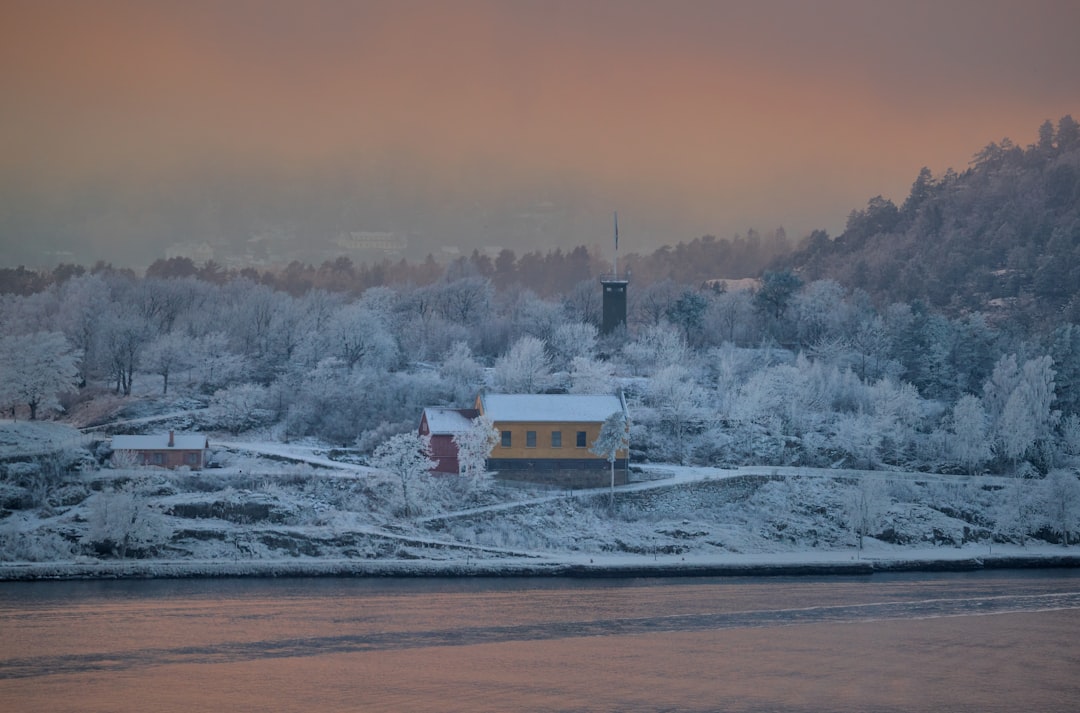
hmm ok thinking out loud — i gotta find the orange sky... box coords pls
[1,0,1078,267]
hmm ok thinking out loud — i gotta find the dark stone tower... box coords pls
[601,276,628,334]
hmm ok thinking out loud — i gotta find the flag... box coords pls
[614,212,619,251]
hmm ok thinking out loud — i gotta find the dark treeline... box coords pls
[0,229,791,300]
[780,115,1080,329]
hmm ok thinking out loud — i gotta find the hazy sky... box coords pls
[1,0,1078,268]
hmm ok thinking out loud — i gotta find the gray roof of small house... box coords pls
[478,393,626,423]
[422,408,479,435]
[111,434,209,451]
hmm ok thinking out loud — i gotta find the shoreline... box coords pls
[3,552,1079,582]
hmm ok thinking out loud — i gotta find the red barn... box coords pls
[418,407,478,474]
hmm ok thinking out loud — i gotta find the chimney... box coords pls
[168,430,175,447]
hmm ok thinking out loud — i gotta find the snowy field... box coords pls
[1,424,1077,581]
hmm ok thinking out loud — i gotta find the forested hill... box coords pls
[778,116,1080,330]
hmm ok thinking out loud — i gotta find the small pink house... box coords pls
[111,431,209,470]
[418,408,478,474]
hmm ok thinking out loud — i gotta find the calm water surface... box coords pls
[2,570,1079,712]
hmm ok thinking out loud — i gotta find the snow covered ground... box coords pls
[1,428,1078,581]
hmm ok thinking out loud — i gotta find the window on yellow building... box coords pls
[551,431,562,448]
[526,431,537,448]
[501,431,512,448]
[576,431,587,448]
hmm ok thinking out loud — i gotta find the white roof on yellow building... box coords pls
[477,393,626,423]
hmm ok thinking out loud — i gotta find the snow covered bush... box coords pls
[0,517,76,562]
[82,480,168,558]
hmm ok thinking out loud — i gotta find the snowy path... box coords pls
[214,440,380,474]
[418,463,1003,526]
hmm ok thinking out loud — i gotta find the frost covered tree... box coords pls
[950,394,992,473]
[665,289,708,344]
[998,391,1040,465]
[439,341,486,403]
[590,410,629,504]
[435,276,494,325]
[568,356,616,394]
[981,354,1059,468]
[1040,469,1080,545]
[1060,414,1080,463]
[99,306,153,396]
[754,270,802,339]
[994,356,1059,466]
[633,279,680,327]
[507,290,565,343]
[866,378,923,466]
[845,477,890,553]
[548,322,598,371]
[849,314,900,382]
[324,303,399,371]
[56,273,110,387]
[982,354,1021,425]
[0,331,81,420]
[647,364,705,465]
[143,331,192,395]
[622,323,688,376]
[730,366,792,464]
[793,279,849,348]
[453,415,498,479]
[832,411,883,470]
[492,336,552,393]
[996,470,1039,546]
[83,481,164,559]
[210,383,274,434]
[370,433,437,517]
[705,288,755,345]
[179,332,247,394]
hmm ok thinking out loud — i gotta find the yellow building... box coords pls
[475,393,629,479]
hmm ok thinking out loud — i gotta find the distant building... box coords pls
[418,407,479,474]
[701,277,760,293]
[165,242,215,264]
[111,431,209,470]
[475,393,629,487]
[335,231,407,255]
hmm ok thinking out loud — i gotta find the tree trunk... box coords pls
[400,478,410,517]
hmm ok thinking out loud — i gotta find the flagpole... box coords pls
[613,211,619,279]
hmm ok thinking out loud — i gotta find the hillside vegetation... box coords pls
[3,118,1080,573]
[781,116,1080,328]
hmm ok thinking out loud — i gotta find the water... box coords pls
[2,571,1079,712]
